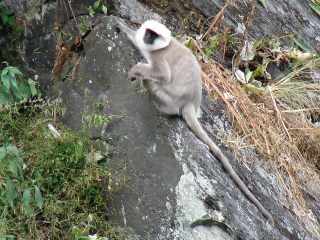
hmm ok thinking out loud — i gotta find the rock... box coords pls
[54,16,316,240]
[192,0,320,51]
[114,0,162,23]
[4,0,27,15]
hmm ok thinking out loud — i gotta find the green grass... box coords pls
[0,100,124,240]
[310,0,320,17]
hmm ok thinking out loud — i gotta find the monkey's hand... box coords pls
[128,62,170,83]
[133,79,148,95]
[128,63,145,81]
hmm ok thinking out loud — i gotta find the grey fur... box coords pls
[117,19,273,223]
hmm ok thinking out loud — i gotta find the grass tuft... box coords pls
[200,57,320,230]
[0,100,124,240]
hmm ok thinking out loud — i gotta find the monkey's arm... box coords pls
[128,61,171,82]
[116,19,137,45]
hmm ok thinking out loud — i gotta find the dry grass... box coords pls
[199,53,320,219]
[189,0,320,234]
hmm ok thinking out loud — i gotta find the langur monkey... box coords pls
[117,19,273,222]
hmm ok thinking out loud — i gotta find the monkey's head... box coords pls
[135,20,171,52]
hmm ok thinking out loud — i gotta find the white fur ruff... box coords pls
[135,20,172,53]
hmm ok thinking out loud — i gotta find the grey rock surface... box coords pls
[53,16,317,240]
[114,0,162,23]
[4,0,27,15]
[192,0,320,50]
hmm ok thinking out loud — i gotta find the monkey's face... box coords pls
[143,29,159,45]
[135,20,171,52]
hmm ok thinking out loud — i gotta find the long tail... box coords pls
[182,104,273,222]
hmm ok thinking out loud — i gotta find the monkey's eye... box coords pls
[143,29,159,45]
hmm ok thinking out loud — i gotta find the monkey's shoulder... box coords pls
[157,38,196,64]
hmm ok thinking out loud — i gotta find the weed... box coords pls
[310,0,320,17]
[82,113,111,130]
[88,0,108,17]
[0,1,14,29]
[189,21,320,230]
[79,16,91,36]
[204,35,221,57]
[201,57,320,234]
[0,99,123,240]
[271,58,320,109]
[202,32,238,60]
[257,0,267,8]
[0,66,40,106]
[0,1,23,64]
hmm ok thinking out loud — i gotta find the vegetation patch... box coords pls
[310,0,320,17]
[0,67,123,239]
[186,1,320,234]
[0,99,124,240]
[0,0,23,65]
[0,66,39,106]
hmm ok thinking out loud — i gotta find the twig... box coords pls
[281,108,320,113]
[268,86,292,141]
[201,3,229,40]
[68,0,81,36]
[192,39,207,58]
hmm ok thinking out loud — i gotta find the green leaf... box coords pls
[0,235,16,240]
[22,188,34,216]
[75,236,91,240]
[5,179,17,208]
[0,88,13,105]
[245,70,253,82]
[8,160,20,178]
[34,186,43,209]
[102,5,108,14]
[2,14,9,24]
[253,64,267,78]
[1,74,11,93]
[28,78,38,96]
[258,0,267,8]
[1,68,8,76]
[293,38,311,52]
[88,6,95,17]
[310,2,320,16]
[5,144,20,156]
[93,0,102,10]
[11,85,23,101]
[7,15,15,26]
[15,82,31,101]
[6,67,22,76]
[10,77,18,90]
[0,147,6,161]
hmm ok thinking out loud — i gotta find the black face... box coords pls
[143,28,159,45]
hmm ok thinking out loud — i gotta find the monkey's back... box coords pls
[151,38,202,112]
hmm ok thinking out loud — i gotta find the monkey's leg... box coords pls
[148,85,180,115]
